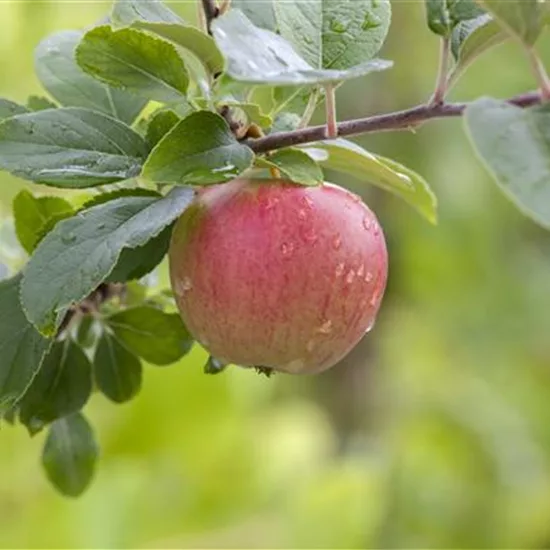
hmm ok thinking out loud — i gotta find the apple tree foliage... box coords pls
[0,0,548,496]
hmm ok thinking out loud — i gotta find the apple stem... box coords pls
[324,84,338,139]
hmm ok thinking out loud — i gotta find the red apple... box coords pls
[169,178,388,374]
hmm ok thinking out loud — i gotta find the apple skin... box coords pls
[169,178,388,375]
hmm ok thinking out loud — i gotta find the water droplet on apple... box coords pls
[346,270,356,284]
[335,263,345,277]
[280,242,294,256]
[332,235,342,250]
[363,217,373,231]
[365,271,374,283]
[318,320,333,334]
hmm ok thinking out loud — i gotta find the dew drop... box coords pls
[264,197,280,211]
[363,217,373,231]
[346,270,356,284]
[175,276,193,296]
[332,235,342,250]
[357,264,365,278]
[335,263,345,277]
[365,271,374,283]
[298,209,307,220]
[318,320,333,334]
[306,339,316,353]
[280,242,294,256]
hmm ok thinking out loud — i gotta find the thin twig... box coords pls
[430,37,451,105]
[201,0,219,34]
[246,91,541,154]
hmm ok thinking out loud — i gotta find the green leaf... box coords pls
[106,225,171,282]
[13,190,74,254]
[76,25,189,103]
[106,306,193,366]
[35,31,147,124]
[42,412,98,497]
[145,109,180,149]
[0,274,51,414]
[112,0,224,76]
[0,108,147,187]
[0,98,28,121]
[231,0,277,30]
[465,97,550,229]
[212,10,392,86]
[21,187,194,336]
[475,0,545,45]
[142,111,254,185]
[274,0,391,69]
[112,0,183,25]
[257,149,323,186]
[27,96,57,111]
[93,331,142,403]
[302,139,437,223]
[425,0,485,37]
[450,14,507,82]
[19,340,92,434]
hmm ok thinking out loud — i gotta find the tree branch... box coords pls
[201,0,219,34]
[247,91,542,154]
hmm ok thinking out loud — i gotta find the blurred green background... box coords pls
[2,1,550,548]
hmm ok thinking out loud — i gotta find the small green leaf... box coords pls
[21,187,195,336]
[107,306,193,365]
[0,108,147,187]
[13,190,74,254]
[76,25,189,102]
[27,96,57,111]
[19,340,92,434]
[465,97,550,229]
[475,0,545,45]
[450,14,507,82]
[212,10,392,86]
[231,0,277,30]
[425,0,485,37]
[142,111,254,185]
[302,139,437,223]
[257,149,323,186]
[35,30,147,124]
[42,412,98,497]
[274,0,391,69]
[106,225,172,283]
[0,274,51,414]
[0,98,28,121]
[94,331,142,403]
[145,109,180,149]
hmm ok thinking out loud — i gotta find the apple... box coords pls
[169,178,388,374]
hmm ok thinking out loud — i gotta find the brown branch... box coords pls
[201,0,219,34]
[246,91,542,154]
